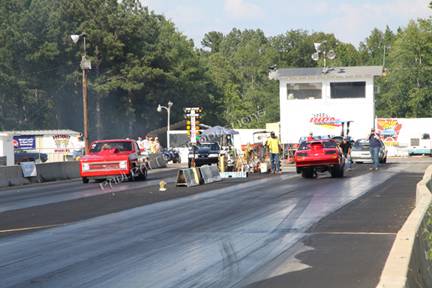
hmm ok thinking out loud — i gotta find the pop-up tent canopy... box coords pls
[201,126,239,137]
[200,126,238,147]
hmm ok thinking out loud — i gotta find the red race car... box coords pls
[80,139,147,183]
[294,139,345,178]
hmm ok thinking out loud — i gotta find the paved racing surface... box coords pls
[0,167,178,213]
[0,158,430,288]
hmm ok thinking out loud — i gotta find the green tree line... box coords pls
[1,0,431,143]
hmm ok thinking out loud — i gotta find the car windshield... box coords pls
[353,140,370,151]
[90,141,133,153]
[197,143,219,150]
[323,141,337,148]
[298,141,337,150]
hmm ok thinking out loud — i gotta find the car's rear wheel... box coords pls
[82,177,89,184]
[301,168,314,178]
[330,167,337,178]
[331,164,344,178]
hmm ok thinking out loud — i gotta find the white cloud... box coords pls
[224,0,264,20]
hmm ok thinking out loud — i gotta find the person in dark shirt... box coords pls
[340,137,352,170]
[368,128,382,170]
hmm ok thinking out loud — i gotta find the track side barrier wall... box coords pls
[176,168,201,187]
[147,153,168,169]
[199,165,222,184]
[0,153,168,188]
[176,165,222,187]
[377,165,432,288]
[0,161,80,188]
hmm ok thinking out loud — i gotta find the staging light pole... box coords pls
[157,101,173,148]
[71,33,91,154]
[311,41,336,73]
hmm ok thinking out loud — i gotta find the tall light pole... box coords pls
[311,41,336,73]
[71,33,91,154]
[157,101,173,148]
[382,44,391,68]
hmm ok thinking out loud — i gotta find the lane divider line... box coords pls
[0,224,63,233]
[311,231,397,236]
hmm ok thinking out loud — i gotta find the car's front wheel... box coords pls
[82,177,89,184]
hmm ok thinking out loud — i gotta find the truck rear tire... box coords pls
[139,168,147,180]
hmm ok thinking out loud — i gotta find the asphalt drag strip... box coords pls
[0,162,395,238]
[0,172,287,238]
[246,168,426,288]
[0,161,420,288]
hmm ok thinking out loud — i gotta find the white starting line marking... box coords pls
[0,224,62,233]
[312,231,397,236]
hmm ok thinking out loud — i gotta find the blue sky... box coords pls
[142,0,431,47]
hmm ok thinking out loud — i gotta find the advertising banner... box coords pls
[376,118,402,146]
[310,113,342,129]
[13,135,36,150]
[53,134,71,152]
[20,161,37,177]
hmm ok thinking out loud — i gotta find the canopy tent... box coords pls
[200,126,238,147]
[201,126,239,137]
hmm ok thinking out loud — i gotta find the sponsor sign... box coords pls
[53,134,71,152]
[310,113,342,129]
[376,118,402,146]
[20,161,37,177]
[13,135,36,149]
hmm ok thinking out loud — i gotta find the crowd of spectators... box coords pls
[136,136,161,154]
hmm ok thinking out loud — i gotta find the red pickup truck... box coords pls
[80,139,147,183]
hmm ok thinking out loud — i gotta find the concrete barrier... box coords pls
[36,161,80,182]
[146,153,168,170]
[176,168,201,187]
[0,165,31,187]
[199,165,222,184]
[0,153,169,188]
[377,165,432,288]
[0,161,80,188]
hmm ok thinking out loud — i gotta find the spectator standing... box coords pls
[149,137,156,154]
[143,136,150,153]
[368,129,381,170]
[266,132,282,174]
[307,132,314,141]
[154,137,161,153]
[340,137,352,170]
[137,137,145,152]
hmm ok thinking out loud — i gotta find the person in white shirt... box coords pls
[143,136,150,152]
[137,137,145,152]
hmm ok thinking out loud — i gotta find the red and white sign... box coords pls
[310,113,342,129]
